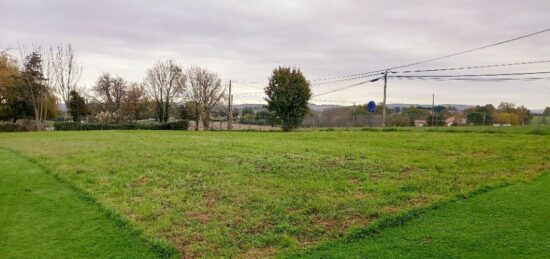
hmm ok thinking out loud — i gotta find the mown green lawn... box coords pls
[291,173,550,258]
[0,129,548,257]
[0,149,172,258]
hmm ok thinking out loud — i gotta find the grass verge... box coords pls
[0,148,178,258]
[289,173,550,258]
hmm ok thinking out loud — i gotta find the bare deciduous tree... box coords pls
[18,47,53,130]
[93,72,127,113]
[53,44,82,105]
[121,83,148,123]
[185,66,225,130]
[144,60,185,123]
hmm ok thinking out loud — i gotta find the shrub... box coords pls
[0,123,27,132]
[54,120,189,131]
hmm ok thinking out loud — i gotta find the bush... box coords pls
[0,122,27,132]
[54,121,189,131]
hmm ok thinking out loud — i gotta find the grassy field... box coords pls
[0,128,549,257]
[0,149,170,258]
[292,173,550,258]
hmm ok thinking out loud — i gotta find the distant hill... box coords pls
[387,103,475,111]
[234,103,343,112]
[235,103,476,112]
[233,104,265,110]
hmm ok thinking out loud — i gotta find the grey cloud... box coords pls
[1,0,549,108]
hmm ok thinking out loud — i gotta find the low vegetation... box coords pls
[293,174,550,258]
[0,149,172,258]
[53,120,188,131]
[0,129,548,257]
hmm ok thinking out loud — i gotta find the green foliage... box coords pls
[239,113,256,124]
[265,67,311,131]
[0,149,176,258]
[374,102,391,115]
[53,120,189,131]
[403,106,430,123]
[0,122,27,132]
[292,174,550,258]
[67,90,89,122]
[256,110,278,126]
[467,112,491,125]
[426,114,446,126]
[464,104,496,125]
[241,107,255,116]
[0,52,34,122]
[179,101,198,121]
[494,102,533,125]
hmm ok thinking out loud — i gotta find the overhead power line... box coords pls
[310,73,384,86]
[231,81,265,90]
[392,59,550,74]
[312,76,383,97]
[231,80,264,84]
[310,98,357,104]
[309,27,550,82]
[233,92,264,96]
[391,76,550,82]
[390,71,550,78]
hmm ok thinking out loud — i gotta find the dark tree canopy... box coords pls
[464,104,496,125]
[67,90,88,122]
[264,67,311,131]
[0,53,33,122]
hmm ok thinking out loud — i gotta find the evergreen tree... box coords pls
[264,67,311,131]
[67,90,88,122]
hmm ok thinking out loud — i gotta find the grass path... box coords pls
[292,173,550,258]
[0,149,171,258]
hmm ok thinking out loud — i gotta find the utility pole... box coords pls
[537,112,541,131]
[227,80,233,130]
[382,70,388,127]
[431,93,435,126]
[352,102,356,127]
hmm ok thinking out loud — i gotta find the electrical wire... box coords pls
[310,73,384,86]
[310,98,357,104]
[392,59,550,74]
[312,76,383,97]
[391,76,550,82]
[309,27,550,82]
[231,81,265,90]
[390,71,550,78]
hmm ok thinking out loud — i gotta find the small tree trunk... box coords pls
[202,111,210,129]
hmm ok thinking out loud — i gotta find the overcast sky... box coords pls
[1,0,549,108]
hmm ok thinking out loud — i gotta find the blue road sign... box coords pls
[367,101,376,113]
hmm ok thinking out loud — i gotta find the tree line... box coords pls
[0,45,312,132]
[7,44,540,132]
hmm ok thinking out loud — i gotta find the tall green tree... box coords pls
[264,67,311,131]
[180,101,200,130]
[465,105,494,125]
[67,90,88,122]
[20,51,51,130]
[0,52,33,122]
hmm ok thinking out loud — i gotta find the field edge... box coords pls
[283,171,549,258]
[0,146,181,259]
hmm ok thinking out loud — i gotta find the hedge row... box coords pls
[53,121,189,131]
[0,123,27,132]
